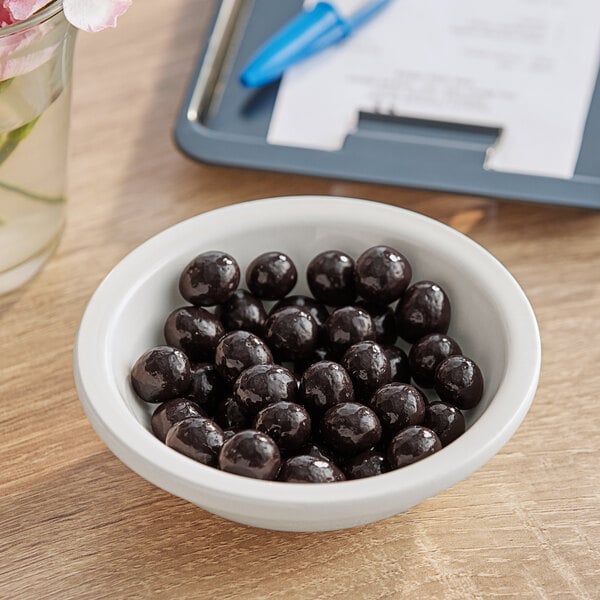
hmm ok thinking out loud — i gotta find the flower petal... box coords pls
[0,21,47,58]
[0,41,58,81]
[5,0,49,22]
[63,0,132,33]
[0,6,16,26]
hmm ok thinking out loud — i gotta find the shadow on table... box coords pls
[1,452,421,598]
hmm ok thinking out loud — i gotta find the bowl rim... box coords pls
[74,196,541,508]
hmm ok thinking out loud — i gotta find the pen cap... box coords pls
[240,2,350,88]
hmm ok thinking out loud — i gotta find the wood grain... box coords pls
[1,1,599,598]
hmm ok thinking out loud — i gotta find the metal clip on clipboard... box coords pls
[175,0,600,209]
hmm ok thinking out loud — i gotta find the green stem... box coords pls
[0,78,14,93]
[0,138,20,164]
[0,181,65,205]
[0,115,63,206]
[0,115,40,167]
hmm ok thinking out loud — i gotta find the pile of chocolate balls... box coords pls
[130,246,484,483]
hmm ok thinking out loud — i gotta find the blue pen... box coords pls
[240,0,392,88]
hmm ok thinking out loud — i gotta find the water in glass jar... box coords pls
[0,62,70,294]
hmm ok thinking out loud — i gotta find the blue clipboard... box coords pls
[174,0,600,210]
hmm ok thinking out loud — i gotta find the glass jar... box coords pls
[0,1,75,294]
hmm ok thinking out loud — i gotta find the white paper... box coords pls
[268,0,600,179]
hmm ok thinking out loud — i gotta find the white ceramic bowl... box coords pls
[74,196,540,532]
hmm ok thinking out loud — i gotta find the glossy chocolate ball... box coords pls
[355,245,412,304]
[424,402,466,446]
[342,341,391,401]
[165,417,224,466]
[383,345,411,384]
[434,355,484,410]
[387,425,442,469]
[306,250,357,306]
[163,306,224,362]
[325,306,376,357]
[219,430,281,480]
[356,301,397,346]
[214,289,267,336]
[151,398,206,442]
[271,295,329,341]
[246,251,297,300]
[395,280,451,343]
[179,251,240,306]
[344,451,388,480]
[299,360,354,413]
[263,306,318,361]
[279,455,345,483]
[131,345,191,403]
[214,330,273,383]
[409,333,462,388]
[214,396,250,431]
[187,362,224,413]
[233,364,297,416]
[254,401,311,455]
[369,383,426,435]
[320,402,382,456]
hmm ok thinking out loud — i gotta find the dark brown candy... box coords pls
[214,396,250,431]
[163,306,224,362]
[151,398,206,442]
[165,417,224,466]
[299,360,354,413]
[369,383,426,435]
[271,295,329,344]
[131,345,191,403]
[356,301,397,346]
[254,401,311,455]
[179,251,240,306]
[344,451,388,480]
[424,402,466,446]
[246,251,297,300]
[320,402,382,456]
[279,455,345,483]
[387,425,442,469]
[306,250,357,306]
[233,364,297,416]
[219,430,281,480]
[325,306,376,357]
[409,333,462,388]
[187,363,224,413]
[342,341,391,401]
[383,345,411,384]
[214,330,273,383]
[434,355,484,410]
[214,289,267,336]
[395,280,451,343]
[355,245,412,304]
[263,306,318,361]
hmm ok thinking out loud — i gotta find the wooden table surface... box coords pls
[1,1,599,598]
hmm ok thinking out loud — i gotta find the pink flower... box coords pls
[4,1,48,22]
[0,38,58,80]
[0,17,58,81]
[63,0,132,32]
[3,0,132,32]
[0,5,15,26]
